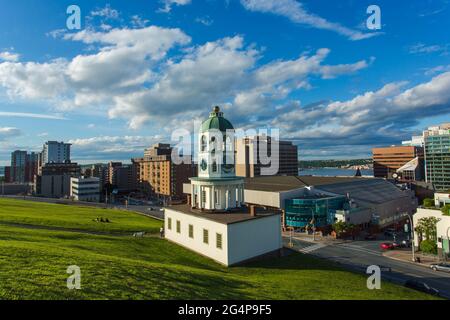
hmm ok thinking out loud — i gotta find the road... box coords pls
[284,235,450,299]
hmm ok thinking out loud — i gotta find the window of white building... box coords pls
[203,229,209,244]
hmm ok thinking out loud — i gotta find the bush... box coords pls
[422,198,434,208]
[420,239,437,255]
[441,204,450,216]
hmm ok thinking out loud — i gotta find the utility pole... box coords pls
[407,214,415,262]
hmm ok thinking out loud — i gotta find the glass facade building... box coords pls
[425,132,450,191]
[285,195,347,228]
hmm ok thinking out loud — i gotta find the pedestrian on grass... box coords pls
[160,227,164,238]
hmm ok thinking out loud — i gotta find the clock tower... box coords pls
[190,106,244,211]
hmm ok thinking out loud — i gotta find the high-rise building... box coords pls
[372,146,424,180]
[235,135,298,177]
[107,162,134,192]
[133,143,195,201]
[4,166,11,183]
[42,141,71,164]
[10,150,28,183]
[424,123,450,191]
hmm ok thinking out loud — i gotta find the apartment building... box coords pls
[424,123,450,191]
[133,143,194,201]
[70,176,100,202]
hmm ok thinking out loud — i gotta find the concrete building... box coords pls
[414,208,450,260]
[165,107,282,266]
[133,143,195,201]
[235,135,298,177]
[435,192,450,207]
[372,146,424,180]
[424,123,450,191]
[70,176,100,202]
[402,136,424,147]
[35,163,81,198]
[42,141,71,164]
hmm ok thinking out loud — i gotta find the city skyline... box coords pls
[1,0,450,165]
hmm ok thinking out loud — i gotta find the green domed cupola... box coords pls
[201,106,234,133]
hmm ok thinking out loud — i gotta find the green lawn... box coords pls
[0,198,439,300]
[0,198,161,234]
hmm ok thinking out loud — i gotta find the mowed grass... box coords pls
[0,199,438,300]
[0,198,161,234]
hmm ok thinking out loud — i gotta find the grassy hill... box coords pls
[0,198,437,300]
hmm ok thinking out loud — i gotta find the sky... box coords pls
[0,0,449,165]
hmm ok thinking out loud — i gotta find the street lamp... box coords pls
[406,213,416,262]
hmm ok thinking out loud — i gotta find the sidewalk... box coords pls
[282,231,348,245]
[383,249,440,267]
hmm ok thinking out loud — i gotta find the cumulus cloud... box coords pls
[0,127,21,141]
[240,0,380,41]
[270,72,450,158]
[69,135,162,160]
[90,4,120,20]
[0,25,372,131]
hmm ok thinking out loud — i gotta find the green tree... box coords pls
[441,204,450,216]
[332,221,352,237]
[420,239,438,255]
[422,198,434,208]
[415,216,440,252]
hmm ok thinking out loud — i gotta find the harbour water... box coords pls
[299,168,373,177]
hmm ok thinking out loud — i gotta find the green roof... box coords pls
[201,106,234,132]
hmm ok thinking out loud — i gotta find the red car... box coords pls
[380,242,395,250]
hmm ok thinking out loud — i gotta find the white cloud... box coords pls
[240,0,380,41]
[0,51,19,62]
[69,135,162,160]
[409,43,448,55]
[91,4,120,20]
[195,16,214,26]
[0,112,67,120]
[0,25,371,130]
[0,127,21,141]
[159,0,192,13]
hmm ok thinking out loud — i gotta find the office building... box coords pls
[372,146,424,180]
[70,176,100,202]
[35,163,81,198]
[235,135,298,177]
[165,107,282,266]
[10,150,27,183]
[424,123,450,191]
[133,143,195,201]
[42,141,71,164]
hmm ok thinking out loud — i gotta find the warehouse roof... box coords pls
[244,175,371,192]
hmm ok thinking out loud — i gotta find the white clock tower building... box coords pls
[190,106,244,211]
[164,106,282,266]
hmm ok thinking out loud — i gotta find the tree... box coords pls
[332,221,351,237]
[420,239,438,255]
[441,204,450,216]
[422,198,434,208]
[415,216,440,248]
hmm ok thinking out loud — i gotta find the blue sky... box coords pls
[0,0,449,165]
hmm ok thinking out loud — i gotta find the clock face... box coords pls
[200,159,208,171]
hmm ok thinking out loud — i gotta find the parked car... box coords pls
[430,263,450,273]
[404,280,440,296]
[364,234,377,240]
[380,242,395,250]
